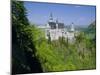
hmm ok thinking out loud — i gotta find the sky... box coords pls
[24,1,96,26]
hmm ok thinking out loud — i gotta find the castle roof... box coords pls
[48,22,56,29]
[58,23,64,29]
[48,13,66,29]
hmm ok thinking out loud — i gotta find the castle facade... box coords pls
[45,13,77,42]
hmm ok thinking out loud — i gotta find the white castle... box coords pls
[45,13,77,42]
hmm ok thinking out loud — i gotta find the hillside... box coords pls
[88,20,96,33]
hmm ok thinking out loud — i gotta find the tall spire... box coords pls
[50,12,53,20]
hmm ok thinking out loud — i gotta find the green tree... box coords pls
[12,0,43,74]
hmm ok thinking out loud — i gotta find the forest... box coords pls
[12,0,96,74]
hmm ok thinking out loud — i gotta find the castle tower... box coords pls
[71,22,75,32]
[49,12,53,22]
[56,19,59,29]
[47,13,53,28]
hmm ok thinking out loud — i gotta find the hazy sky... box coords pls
[24,1,96,26]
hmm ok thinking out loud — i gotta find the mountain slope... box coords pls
[88,20,96,33]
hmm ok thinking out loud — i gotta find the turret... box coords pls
[56,19,59,29]
[71,22,75,31]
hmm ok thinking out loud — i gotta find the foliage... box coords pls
[31,26,96,72]
[12,0,42,74]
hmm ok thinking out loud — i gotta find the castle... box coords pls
[45,13,77,42]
